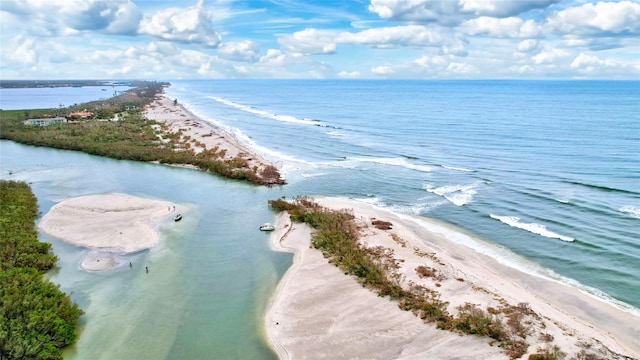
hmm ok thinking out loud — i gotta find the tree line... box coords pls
[0,82,284,186]
[0,180,83,360]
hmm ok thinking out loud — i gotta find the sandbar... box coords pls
[39,193,177,270]
[265,197,640,359]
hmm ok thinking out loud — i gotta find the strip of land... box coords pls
[144,94,282,183]
[1,83,283,186]
[38,193,177,271]
[265,197,640,359]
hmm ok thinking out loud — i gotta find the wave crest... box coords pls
[620,206,640,219]
[344,157,432,172]
[441,165,475,172]
[425,183,478,206]
[490,214,574,242]
[209,96,325,127]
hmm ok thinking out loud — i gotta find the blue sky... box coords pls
[1,0,638,79]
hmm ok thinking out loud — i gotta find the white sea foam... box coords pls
[389,200,449,215]
[355,196,381,206]
[301,172,328,178]
[619,205,640,219]
[424,183,478,206]
[346,198,640,317]
[209,96,324,126]
[350,196,446,216]
[555,198,570,204]
[325,131,345,137]
[490,214,575,242]
[345,157,432,172]
[441,165,475,172]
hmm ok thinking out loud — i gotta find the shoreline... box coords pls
[265,196,640,359]
[38,193,179,271]
[143,93,284,184]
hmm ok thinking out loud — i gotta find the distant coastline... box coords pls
[0,79,132,89]
[0,82,285,185]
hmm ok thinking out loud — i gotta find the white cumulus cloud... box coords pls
[546,1,640,35]
[532,48,570,65]
[371,65,395,75]
[139,0,221,47]
[459,0,560,18]
[278,28,338,55]
[369,0,558,25]
[0,0,142,35]
[338,25,443,48]
[338,70,361,78]
[461,16,541,38]
[571,53,618,68]
[517,39,541,53]
[218,40,261,62]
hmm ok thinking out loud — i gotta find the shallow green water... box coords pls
[1,140,290,359]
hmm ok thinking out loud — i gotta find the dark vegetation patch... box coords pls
[371,219,393,230]
[0,82,284,186]
[0,180,83,360]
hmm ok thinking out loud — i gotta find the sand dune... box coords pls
[266,197,640,359]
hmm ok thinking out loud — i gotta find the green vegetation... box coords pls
[0,180,83,360]
[268,197,559,359]
[0,82,284,186]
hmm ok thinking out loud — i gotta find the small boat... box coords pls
[259,223,275,231]
[174,214,182,222]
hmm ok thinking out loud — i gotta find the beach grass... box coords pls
[268,197,623,360]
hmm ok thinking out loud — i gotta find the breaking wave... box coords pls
[424,183,478,206]
[619,206,640,219]
[490,214,575,242]
[342,157,433,172]
[209,96,326,127]
[441,165,475,172]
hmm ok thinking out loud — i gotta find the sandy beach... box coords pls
[266,197,640,359]
[39,193,178,271]
[143,93,282,184]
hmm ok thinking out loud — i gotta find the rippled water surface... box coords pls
[1,80,638,358]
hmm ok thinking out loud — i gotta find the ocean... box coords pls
[165,80,640,309]
[1,80,638,358]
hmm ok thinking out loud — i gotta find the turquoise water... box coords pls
[165,80,639,310]
[1,141,287,359]
[1,80,638,358]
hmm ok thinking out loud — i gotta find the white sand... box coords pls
[143,94,279,179]
[266,197,640,359]
[39,193,177,270]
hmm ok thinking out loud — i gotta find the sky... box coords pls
[1,0,639,80]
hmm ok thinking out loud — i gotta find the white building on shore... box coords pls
[24,117,67,126]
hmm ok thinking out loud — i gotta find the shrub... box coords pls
[0,181,83,360]
[415,265,444,281]
[268,198,299,212]
[529,345,567,360]
[273,198,568,360]
[450,303,504,340]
